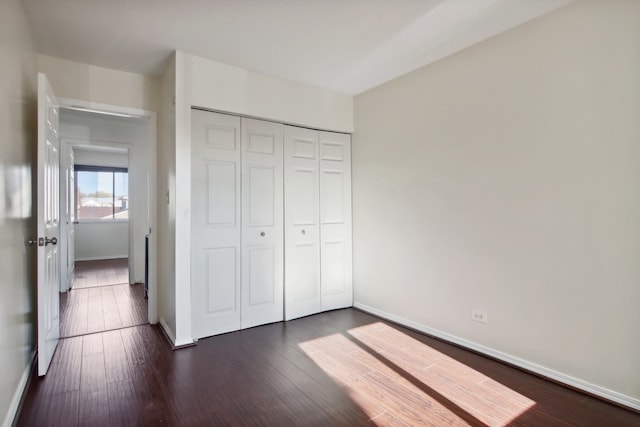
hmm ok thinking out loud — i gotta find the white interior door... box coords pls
[191,110,242,339]
[67,147,75,288]
[319,131,353,311]
[59,142,75,292]
[241,118,284,328]
[284,126,321,320]
[37,73,61,376]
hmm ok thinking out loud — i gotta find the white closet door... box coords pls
[241,118,284,328]
[319,131,353,311]
[191,110,242,339]
[284,126,321,320]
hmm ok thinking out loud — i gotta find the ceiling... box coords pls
[21,0,572,95]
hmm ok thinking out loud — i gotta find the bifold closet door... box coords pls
[240,118,284,329]
[191,110,284,339]
[284,126,321,320]
[319,131,353,311]
[191,110,242,339]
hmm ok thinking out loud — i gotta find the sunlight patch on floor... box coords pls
[299,322,535,426]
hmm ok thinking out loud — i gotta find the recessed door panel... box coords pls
[247,246,275,306]
[207,126,237,150]
[294,138,316,159]
[320,141,344,161]
[321,241,346,294]
[294,168,317,225]
[293,243,319,301]
[207,161,236,226]
[206,247,237,313]
[247,165,275,226]
[321,170,345,224]
[247,132,275,154]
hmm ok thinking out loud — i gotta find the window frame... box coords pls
[74,164,129,223]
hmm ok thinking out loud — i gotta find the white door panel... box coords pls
[37,73,61,376]
[241,118,283,329]
[191,110,242,339]
[284,126,321,320]
[319,131,353,311]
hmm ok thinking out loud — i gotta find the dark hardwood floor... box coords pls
[60,259,147,338]
[73,259,130,289]
[17,308,639,426]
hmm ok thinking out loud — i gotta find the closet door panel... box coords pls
[241,118,284,329]
[191,110,242,339]
[319,131,353,311]
[284,126,321,320]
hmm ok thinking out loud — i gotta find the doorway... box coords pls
[56,104,156,337]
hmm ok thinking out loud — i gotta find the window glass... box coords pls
[114,172,129,219]
[76,168,128,220]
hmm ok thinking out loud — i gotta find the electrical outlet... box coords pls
[471,310,488,324]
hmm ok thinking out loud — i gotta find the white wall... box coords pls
[74,222,128,261]
[60,110,151,283]
[189,54,353,133]
[37,54,159,112]
[74,147,128,168]
[0,0,37,425]
[157,53,177,339]
[72,147,129,261]
[353,0,640,409]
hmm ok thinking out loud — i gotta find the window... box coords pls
[75,165,128,221]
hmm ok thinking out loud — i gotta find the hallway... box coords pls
[60,259,148,338]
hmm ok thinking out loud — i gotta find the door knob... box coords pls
[45,237,58,246]
[301,230,306,235]
[260,232,266,237]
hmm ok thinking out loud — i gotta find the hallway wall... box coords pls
[0,0,37,425]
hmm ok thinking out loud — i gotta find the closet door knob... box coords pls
[260,231,266,237]
[301,230,306,235]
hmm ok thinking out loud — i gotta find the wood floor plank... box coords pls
[102,330,130,384]
[106,379,142,426]
[80,353,106,391]
[46,391,79,427]
[50,337,83,396]
[78,390,110,427]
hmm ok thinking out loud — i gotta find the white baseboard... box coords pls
[159,317,176,344]
[2,351,36,427]
[158,318,195,349]
[353,302,640,412]
[75,255,128,262]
